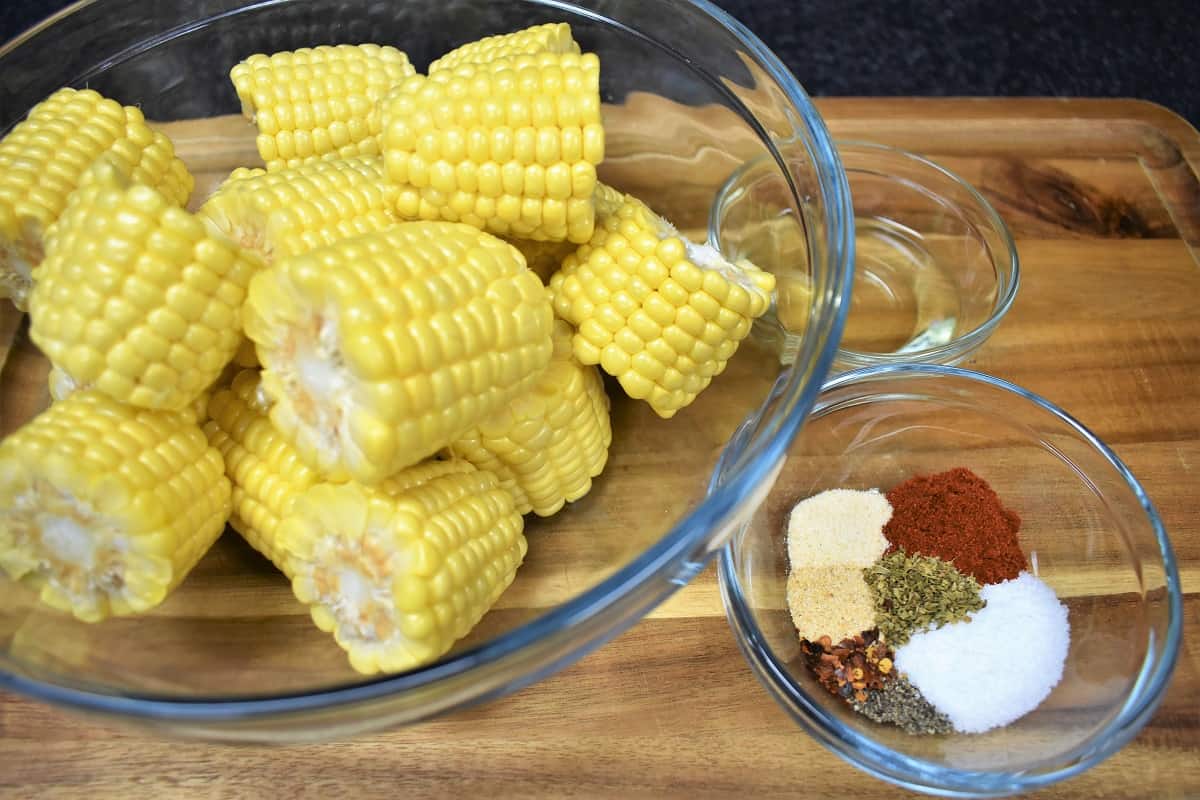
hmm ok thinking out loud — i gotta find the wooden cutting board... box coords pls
[1,98,1198,799]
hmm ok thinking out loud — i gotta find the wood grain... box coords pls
[1,98,1199,798]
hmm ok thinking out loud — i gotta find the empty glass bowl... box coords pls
[717,364,1182,796]
[713,142,1018,371]
[0,0,854,740]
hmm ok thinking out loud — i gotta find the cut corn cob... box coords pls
[0,87,194,309]
[244,221,554,484]
[0,391,230,622]
[279,460,526,674]
[203,377,523,674]
[549,184,776,417]
[429,22,579,73]
[29,161,261,412]
[203,369,317,571]
[231,44,416,171]
[504,236,578,284]
[449,320,610,516]
[199,155,397,264]
[382,51,604,244]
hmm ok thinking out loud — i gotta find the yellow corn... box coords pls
[429,22,579,73]
[29,161,261,412]
[199,156,397,264]
[244,221,554,484]
[504,236,577,284]
[231,44,416,172]
[382,51,604,244]
[449,320,610,516]
[0,87,194,309]
[48,365,211,425]
[222,166,267,185]
[279,460,526,674]
[203,369,316,571]
[549,184,776,417]
[0,391,230,622]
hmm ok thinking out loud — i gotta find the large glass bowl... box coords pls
[717,365,1182,796]
[0,0,853,741]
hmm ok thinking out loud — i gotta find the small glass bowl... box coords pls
[716,364,1182,797]
[712,142,1019,371]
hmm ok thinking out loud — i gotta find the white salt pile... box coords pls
[894,572,1070,734]
[786,488,892,568]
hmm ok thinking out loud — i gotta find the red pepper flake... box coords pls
[800,631,895,700]
[883,467,1026,585]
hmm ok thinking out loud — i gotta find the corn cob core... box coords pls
[0,87,194,309]
[231,44,416,172]
[449,320,611,516]
[29,162,261,411]
[279,460,526,674]
[382,51,604,244]
[199,156,397,265]
[428,22,579,73]
[203,369,313,572]
[549,184,776,417]
[244,221,554,484]
[0,391,230,621]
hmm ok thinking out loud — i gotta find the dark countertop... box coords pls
[2,0,1196,126]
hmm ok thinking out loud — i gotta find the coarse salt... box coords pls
[894,572,1070,734]
[786,488,892,569]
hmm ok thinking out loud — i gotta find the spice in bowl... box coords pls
[883,467,1025,584]
[895,572,1070,733]
[863,549,984,647]
[785,468,1071,736]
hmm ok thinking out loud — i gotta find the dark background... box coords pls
[2,0,1196,126]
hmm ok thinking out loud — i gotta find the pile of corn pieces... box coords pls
[0,23,776,674]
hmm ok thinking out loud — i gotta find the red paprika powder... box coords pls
[883,467,1026,584]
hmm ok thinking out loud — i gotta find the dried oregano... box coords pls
[863,550,984,646]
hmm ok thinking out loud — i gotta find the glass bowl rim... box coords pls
[710,141,1021,369]
[716,363,1183,796]
[0,0,857,726]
